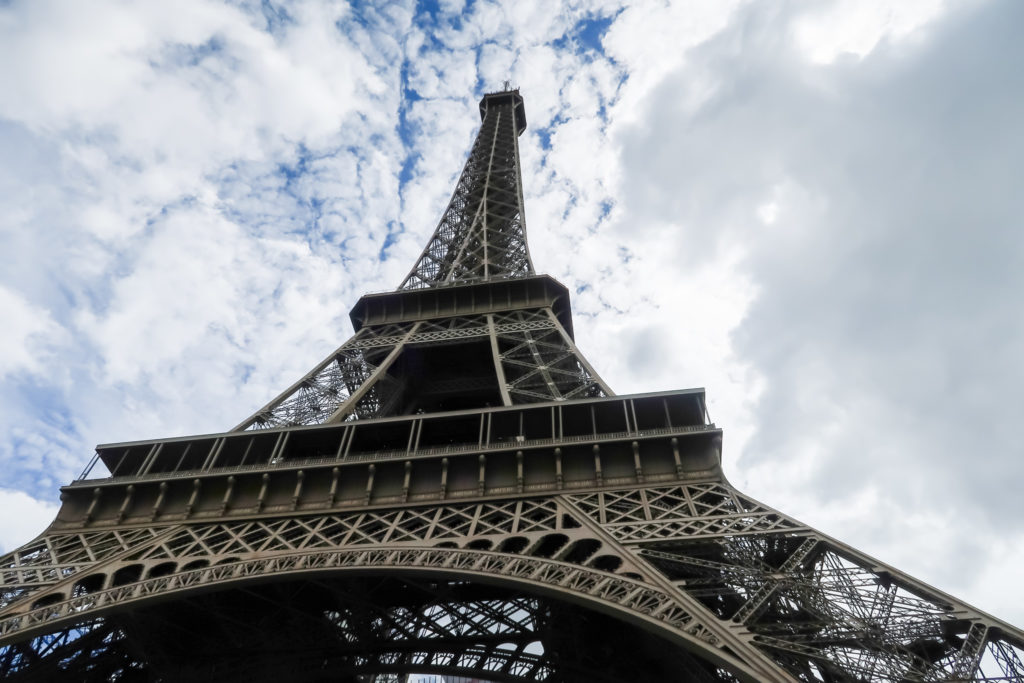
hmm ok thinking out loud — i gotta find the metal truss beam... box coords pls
[6,480,1024,683]
[7,480,1023,680]
[232,307,608,431]
[401,90,533,290]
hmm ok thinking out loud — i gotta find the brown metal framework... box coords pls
[2,88,1022,682]
[400,90,533,289]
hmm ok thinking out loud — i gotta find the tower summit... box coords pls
[400,88,530,288]
[233,88,606,430]
[1,89,1022,682]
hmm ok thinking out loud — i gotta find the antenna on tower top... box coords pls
[502,79,512,91]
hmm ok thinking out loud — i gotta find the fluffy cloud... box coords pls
[0,489,59,553]
[0,0,409,505]
[608,0,1024,623]
[0,287,64,379]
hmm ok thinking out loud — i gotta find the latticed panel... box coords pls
[490,308,557,334]
[566,484,803,540]
[317,590,560,681]
[238,322,418,430]
[350,313,556,349]
[745,545,1009,682]
[567,484,1024,683]
[401,94,532,289]
[126,498,570,564]
[410,315,495,341]
[495,310,608,403]
[243,352,378,428]
[0,529,164,611]
[237,306,609,429]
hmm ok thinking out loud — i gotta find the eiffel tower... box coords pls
[1,87,1022,683]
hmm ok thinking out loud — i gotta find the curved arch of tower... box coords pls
[2,89,1022,682]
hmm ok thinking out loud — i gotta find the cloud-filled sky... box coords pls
[2,0,1022,627]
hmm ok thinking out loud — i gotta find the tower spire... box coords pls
[228,88,607,430]
[400,88,533,289]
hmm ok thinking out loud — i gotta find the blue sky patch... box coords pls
[574,14,614,54]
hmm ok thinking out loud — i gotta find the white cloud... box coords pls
[603,0,742,123]
[0,0,408,487]
[0,488,59,554]
[793,0,947,63]
[0,287,64,379]
[605,0,1024,625]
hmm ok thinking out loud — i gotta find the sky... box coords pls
[1,0,1022,628]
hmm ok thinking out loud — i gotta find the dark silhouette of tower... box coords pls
[1,88,1022,682]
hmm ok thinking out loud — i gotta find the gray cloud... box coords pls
[613,0,1024,612]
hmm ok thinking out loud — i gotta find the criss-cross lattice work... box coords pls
[566,484,804,540]
[0,528,164,611]
[496,310,608,403]
[237,321,420,430]
[561,486,1024,683]
[235,307,609,430]
[231,90,603,430]
[401,90,532,290]
[3,485,1024,681]
[128,498,577,562]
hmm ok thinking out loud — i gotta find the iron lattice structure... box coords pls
[1,89,1022,682]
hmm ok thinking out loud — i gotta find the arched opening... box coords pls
[146,562,177,579]
[71,573,107,597]
[465,538,493,550]
[497,536,529,553]
[30,592,64,609]
[5,572,743,682]
[181,559,209,572]
[530,534,569,558]
[590,555,623,573]
[111,564,143,587]
[562,538,602,565]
